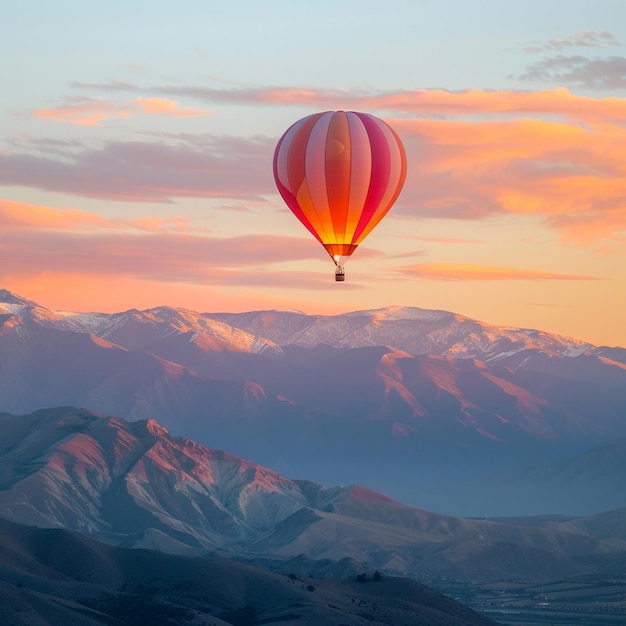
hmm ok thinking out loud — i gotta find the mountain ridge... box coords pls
[1,406,625,583]
[3,288,609,355]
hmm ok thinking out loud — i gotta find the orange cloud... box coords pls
[0,199,199,234]
[397,263,600,281]
[34,97,208,126]
[35,101,131,127]
[0,198,117,230]
[133,97,208,117]
[393,116,626,246]
[378,88,626,125]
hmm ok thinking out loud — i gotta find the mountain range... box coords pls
[1,406,625,586]
[1,289,625,516]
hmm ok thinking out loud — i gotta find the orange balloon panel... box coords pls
[273,111,407,263]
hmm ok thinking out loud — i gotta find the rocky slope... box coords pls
[1,407,625,582]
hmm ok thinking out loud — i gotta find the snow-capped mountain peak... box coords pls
[0,289,36,307]
[0,289,606,361]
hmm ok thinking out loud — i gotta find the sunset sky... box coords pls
[2,1,626,347]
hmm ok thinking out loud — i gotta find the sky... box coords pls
[2,0,626,347]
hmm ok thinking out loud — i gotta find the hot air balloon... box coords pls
[273,110,407,281]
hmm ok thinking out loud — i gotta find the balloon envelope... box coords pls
[273,110,407,268]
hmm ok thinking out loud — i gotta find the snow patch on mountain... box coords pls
[0,289,35,306]
[211,304,596,360]
[0,302,28,315]
[0,292,283,356]
[0,290,602,362]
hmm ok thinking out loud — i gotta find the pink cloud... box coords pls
[397,263,600,281]
[0,136,274,201]
[70,81,626,124]
[392,235,483,244]
[0,199,339,289]
[127,215,191,233]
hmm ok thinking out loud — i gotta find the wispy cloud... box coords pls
[0,198,121,231]
[67,82,626,123]
[35,99,131,127]
[132,97,207,117]
[397,263,600,281]
[519,55,626,89]
[389,235,482,244]
[0,197,192,235]
[524,30,621,54]
[34,96,209,126]
[0,136,274,201]
[518,30,626,89]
